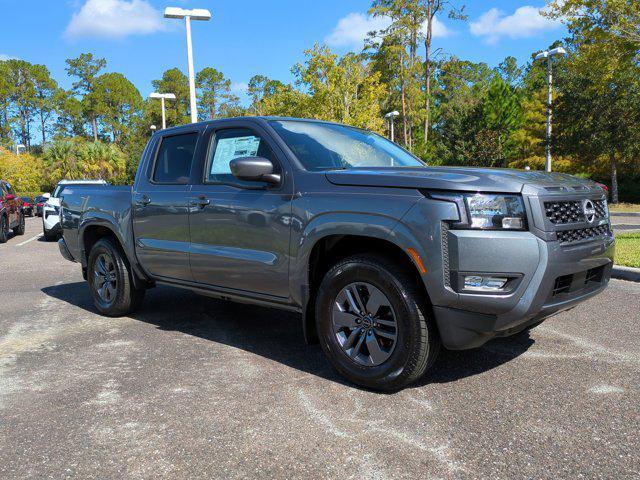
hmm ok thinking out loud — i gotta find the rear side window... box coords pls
[153,133,198,184]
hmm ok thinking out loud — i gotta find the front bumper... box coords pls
[433,233,614,349]
[58,237,76,262]
[43,212,60,231]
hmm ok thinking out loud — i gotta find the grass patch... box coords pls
[609,203,640,213]
[615,232,640,268]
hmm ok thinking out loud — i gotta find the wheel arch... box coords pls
[299,228,432,345]
[79,217,151,289]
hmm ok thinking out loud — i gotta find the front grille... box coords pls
[544,200,607,224]
[556,224,611,244]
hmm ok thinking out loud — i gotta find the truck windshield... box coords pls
[270,120,425,171]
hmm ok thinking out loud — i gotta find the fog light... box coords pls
[463,275,509,292]
[502,217,524,229]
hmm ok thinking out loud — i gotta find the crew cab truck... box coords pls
[58,117,614,390]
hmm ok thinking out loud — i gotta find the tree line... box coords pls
[0,0,638,202]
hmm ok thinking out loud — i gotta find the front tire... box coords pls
[315,255,440,391]
[87,237,145,316]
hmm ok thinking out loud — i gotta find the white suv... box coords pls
[43,180,107,241]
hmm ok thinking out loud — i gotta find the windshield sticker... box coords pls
[211,136,261,174]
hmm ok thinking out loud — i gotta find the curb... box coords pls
[612,265,640,282]
[610,212,640,217]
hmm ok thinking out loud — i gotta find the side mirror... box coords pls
[229,157,281,184]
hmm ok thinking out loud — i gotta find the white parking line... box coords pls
[16,234,42,247]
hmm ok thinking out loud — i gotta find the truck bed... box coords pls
[60,184,134,259]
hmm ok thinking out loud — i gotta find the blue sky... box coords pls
[0,0,567,103]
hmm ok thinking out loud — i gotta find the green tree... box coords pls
[30,64,59,146]
[546,0,640,202]
[5,59,36,148]
[0,61,13,147]
[293,44,385,132]
[196,67,239,120]
[247,75,285,115]
[65,53,107,141]
[43,138,127,185]
[89,72,142,144]
[0,148,45,197]
[54,90,86,139]
[151,68,190,127]
[482,76,522,164]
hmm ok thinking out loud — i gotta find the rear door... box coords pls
[188,121,293,298]
[132,129,202,282]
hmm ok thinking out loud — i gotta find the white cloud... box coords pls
[0,54,15,61]
[231,82,248,94]
[470,6,561,44]
[65,0,165,39]
[325,12,451,48]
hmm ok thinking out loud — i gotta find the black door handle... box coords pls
[190,196,210,208]
[136,195,151,206]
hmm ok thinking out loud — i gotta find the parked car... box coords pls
[35,195,49,217]
[43,180,107,241]
[20,197,34,217]
[57,117,614,390]
[0,180,25,243]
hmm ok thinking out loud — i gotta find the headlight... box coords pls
[430,193,527,230]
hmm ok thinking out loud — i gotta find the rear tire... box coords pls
[315,254,440,391]
[87,237,145,316]
[13,213,25,235]
[0,215,8,243]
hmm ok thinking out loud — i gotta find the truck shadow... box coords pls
[42,281,534,389]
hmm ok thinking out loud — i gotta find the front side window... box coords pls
[206,128,278,186]
[153,132,198,184]
[270,120,425,171]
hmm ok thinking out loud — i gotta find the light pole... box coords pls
[534,46,567,172]
[384,111,400,142]
[149,92,176,129]
[164,7,211,124]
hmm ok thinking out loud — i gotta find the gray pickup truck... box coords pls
[58,117,614,390]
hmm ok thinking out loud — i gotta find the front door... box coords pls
[132,131,200,282]
[188,124,293,299]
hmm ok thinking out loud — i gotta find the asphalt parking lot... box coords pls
[1,217,639,479]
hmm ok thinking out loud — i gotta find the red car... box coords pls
[0,180,25,243]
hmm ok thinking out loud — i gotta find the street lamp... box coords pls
[384,111,400,142]
[164,7,212,124]
[149,92,176,130]
[534,46,567,172]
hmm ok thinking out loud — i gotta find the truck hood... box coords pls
[325,166,598,194]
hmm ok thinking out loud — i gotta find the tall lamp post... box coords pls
[164,7,212,124]
[534,46,567,172]
[384,111,400,142]
[149,92,176,130]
